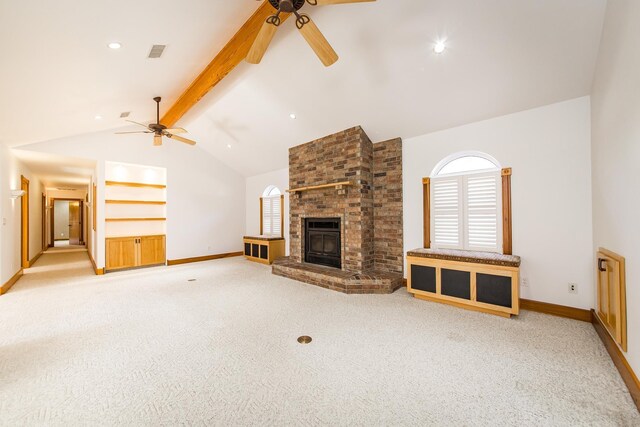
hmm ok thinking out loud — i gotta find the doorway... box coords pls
[21,176,29,268]
[51,199,84,247]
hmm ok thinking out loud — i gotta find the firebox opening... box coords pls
[304,218,341,269]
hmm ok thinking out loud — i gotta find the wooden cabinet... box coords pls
[597,248,627,351]
[106,237,138,270]
[243,236,285,265]
[106,235,166,271]
[140,235,166,266]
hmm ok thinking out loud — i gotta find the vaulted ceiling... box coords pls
[2,0,607,177]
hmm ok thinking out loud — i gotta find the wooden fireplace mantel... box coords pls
[287,181,353,194]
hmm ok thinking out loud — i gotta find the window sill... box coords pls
[407,248,521,268]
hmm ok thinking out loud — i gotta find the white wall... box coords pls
[21,129,246,267]
[0,144,44,284]
[404,97,594,309]
[590,0,640,376]
[245,168,290,255]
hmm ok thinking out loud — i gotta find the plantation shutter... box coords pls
[431,177,462,248]
[465,172,501,251]
[261,196,281,236]
[272,196,281,237]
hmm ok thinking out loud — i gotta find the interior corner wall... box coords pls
[20,130,246,267]
[245,168,290,256]
[403,96,594,310]
[590,0,640,376]
[0,144,44,284]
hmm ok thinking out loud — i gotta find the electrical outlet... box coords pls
[568,283,578,294]
[521,278,529,287]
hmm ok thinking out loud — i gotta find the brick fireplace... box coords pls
[272,126,404,294]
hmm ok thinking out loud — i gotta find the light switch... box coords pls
[2,218,6,226]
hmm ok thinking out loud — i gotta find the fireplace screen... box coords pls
[305,218,341,269]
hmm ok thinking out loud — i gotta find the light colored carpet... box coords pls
[0,253,637,426]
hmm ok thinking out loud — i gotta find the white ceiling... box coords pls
[3,0,607,177]
[11,149,96,188]
[0,0,260,146]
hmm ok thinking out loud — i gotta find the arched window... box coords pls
[430,152,502,252]
[261,186,283,237]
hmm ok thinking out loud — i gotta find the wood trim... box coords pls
[160,2,290,127]
[105,218,166,222]
[520,299,591,322]
[0,269,23,295]
[259,197,263,235]
[92,184,97,231]
[41,193,47,251]
[105,200,166,205]
[88,251,105,275]
[423,177,430,248]
[105,181,166,189]
[592,309,640,411]
[280,195,285,239]
[501,167,513,255]
[21,175,29,269]
[287,181,353,194]
[28,250,43,267]
[413,293,511,318]
[167,251,243,266]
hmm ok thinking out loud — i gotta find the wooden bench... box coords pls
[243,236,285,265]
[406,248,521,318]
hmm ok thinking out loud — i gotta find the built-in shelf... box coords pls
[105,218,166,222]
[105,181,166,189]
[106,200,167,205]
[287,181,353,194]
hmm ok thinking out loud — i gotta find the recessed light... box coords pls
[94,115,103,120]
[434,40,446,54]
[227,144,232,149]
[289,113,297,120]
[108,42,122,50]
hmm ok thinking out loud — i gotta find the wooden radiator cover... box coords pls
[597,248,627,352]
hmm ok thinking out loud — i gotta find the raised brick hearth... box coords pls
[272,126,404,294]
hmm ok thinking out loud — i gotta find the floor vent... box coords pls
[148,45,166,59]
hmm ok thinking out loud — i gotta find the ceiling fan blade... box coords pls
[154,135,163,146]
[247,20,279,64]
[164,127,187,134]
[165,133,197,146]
[297,17,339,67]
[313,0,376,4]
[125,120,151,129]
[115,131,153,134]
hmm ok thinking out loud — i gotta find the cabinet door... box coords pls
[139,235,166,266]
[106,237,138,270]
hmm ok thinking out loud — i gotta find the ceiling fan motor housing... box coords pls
[269,0,306,12]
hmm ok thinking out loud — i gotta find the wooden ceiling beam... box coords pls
[161,1,287,128]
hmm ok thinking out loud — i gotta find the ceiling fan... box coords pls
[115,97,197,146]
[247,0,375,67]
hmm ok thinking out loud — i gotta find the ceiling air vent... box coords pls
[120,112,131,118]
[148,45,166,59]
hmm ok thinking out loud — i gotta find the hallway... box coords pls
[17,249,95,293]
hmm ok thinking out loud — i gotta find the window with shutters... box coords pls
[430,152,502,252]
[262,186,282,237]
